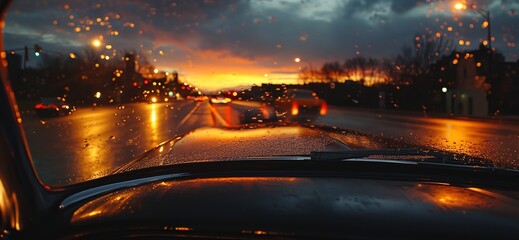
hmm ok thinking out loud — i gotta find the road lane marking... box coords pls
[208,104,232,127]
[176,102,202,129]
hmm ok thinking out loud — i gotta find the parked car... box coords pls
[34,97,75,117]
[274,89,327,120]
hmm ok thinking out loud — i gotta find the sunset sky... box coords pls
[4,0,519,92]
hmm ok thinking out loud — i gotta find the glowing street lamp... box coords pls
[456,3,492,44]
[454,3,466,10]
[454,2,492,56]
[454,2,492,50]
[91,39,102,48]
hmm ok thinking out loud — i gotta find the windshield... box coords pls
[3,0,518,186]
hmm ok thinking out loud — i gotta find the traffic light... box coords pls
[34,44,42,56]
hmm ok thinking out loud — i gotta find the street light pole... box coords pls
[455,3,495,115]
[475,7,494,115]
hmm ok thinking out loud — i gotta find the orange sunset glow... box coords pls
[156,49,301,91]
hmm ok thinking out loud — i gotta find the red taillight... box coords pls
[46,104,59,111]
[34,103,45,109]
[291,102,299,116]
[320,102,328,115]
[261,103,270,119]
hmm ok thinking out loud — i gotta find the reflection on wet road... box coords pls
[317,108,519,169]
[23,101,204,185]
[23,100,251,185]
[21,101,518,186]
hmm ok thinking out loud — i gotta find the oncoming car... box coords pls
[143,90,170,103]
[210,95,232,104]
[1,0,519,239]
[147,94,170,103]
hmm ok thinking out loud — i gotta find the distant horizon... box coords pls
[5,0,518,91]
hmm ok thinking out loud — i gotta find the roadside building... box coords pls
[445,45,508,116]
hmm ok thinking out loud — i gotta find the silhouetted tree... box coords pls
[392,33,454,85]
[321,61,343,83]
[343,56,368,82]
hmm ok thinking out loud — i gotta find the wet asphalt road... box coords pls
[316,108,518,170]
[23,100,230,185]
[21,100,519,186]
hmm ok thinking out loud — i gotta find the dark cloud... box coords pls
[188,1,437,66]
[4,0,519,67]
[390,0,419,14]
[339,0,385,19]
[338,0,421,18]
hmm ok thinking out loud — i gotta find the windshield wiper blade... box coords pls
[310,149,493,167]
[310,149,423,160]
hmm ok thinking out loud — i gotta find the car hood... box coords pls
[115,124,412,173]
[66,175,519,239]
